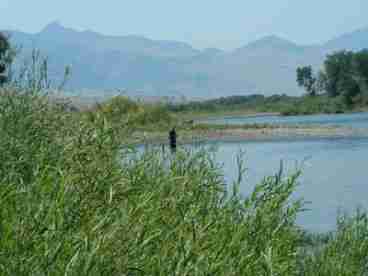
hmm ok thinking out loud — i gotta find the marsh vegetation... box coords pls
[1,32,368,275]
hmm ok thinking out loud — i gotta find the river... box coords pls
[202,112,368,129]
[199,112,368,232]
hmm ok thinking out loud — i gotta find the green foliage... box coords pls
[299,210,368,275]
[0,89,67,185]
[133,103,174,130]
[1,80,368,275]
[354,50,368,80]
[324,51,351,95]
[0,87,303,275]
[0,88,123,275]
[293,49,368,112]
[89,96,175,131]
[280,95,346,116]
[321,50,362,106]
[169,93,351,118]
[95,95,141,124]
[353,50,368,98]
[0,32,11,85]
[296,66,317,96]
[169,94,300,115]
[1,38,368,274]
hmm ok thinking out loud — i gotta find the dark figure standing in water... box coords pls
[169,127,177,153]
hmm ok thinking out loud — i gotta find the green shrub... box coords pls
[99,96,140,118]
[298,210,368,275]
[1,87,367,275]
[90,96,175,131]
[0,88,303,275]
[132,104,174,129]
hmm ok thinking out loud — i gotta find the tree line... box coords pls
[297,50,368,106]
[167,94,299,114]
[0,32,11,85]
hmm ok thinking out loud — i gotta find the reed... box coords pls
[0,56,367,275]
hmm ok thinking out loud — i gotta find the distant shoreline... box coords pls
[131,124,368,146]
[198,112,280,121]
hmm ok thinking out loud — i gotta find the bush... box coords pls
[298,210,368,275]
[0,88,124,275]
[1,88,368,274]
[0,88,305,274]
[90,96,175,131]
[98,96,141,119]
[132,104,174,129]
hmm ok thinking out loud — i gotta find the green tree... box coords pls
[324,51,357,98]
[353,50,368,94]
[296,66,317,96]
[338,73,361,106]
[315,70,327,93]
[0,32,11,85]
[354,50,368,78]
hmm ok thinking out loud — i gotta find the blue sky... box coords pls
[1,0,367,50]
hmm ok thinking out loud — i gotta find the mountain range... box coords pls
[4,22,368,98]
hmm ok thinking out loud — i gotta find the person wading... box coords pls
[169,127,177,153]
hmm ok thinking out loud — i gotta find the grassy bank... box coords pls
[168,93,368,118]
[82,95,368,145]
[1,86,368,275]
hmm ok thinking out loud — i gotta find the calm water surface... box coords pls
[202,112,368,129]
[141,113,368,232]
[200,113,368,231]
[209,137,368,232]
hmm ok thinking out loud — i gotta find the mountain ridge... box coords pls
[3,22,368,98]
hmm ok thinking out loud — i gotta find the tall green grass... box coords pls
[0,88,368,274]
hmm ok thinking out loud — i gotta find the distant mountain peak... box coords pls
[259,35,285,41]
[231,34,302,55]
[247,35,298,49]
[40,21,69,33]
[7,23,368,97]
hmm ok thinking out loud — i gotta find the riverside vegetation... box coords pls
[2,80,368,276]
[168,93,350,117]
[1,34,368,275]
[168,91,368,118]
[169,49,368,117]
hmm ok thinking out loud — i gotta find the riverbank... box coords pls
[129,123,368,145]
[179,110,281,120]
[168,93,368,118]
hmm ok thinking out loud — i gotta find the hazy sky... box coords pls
[1,0,367,50]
